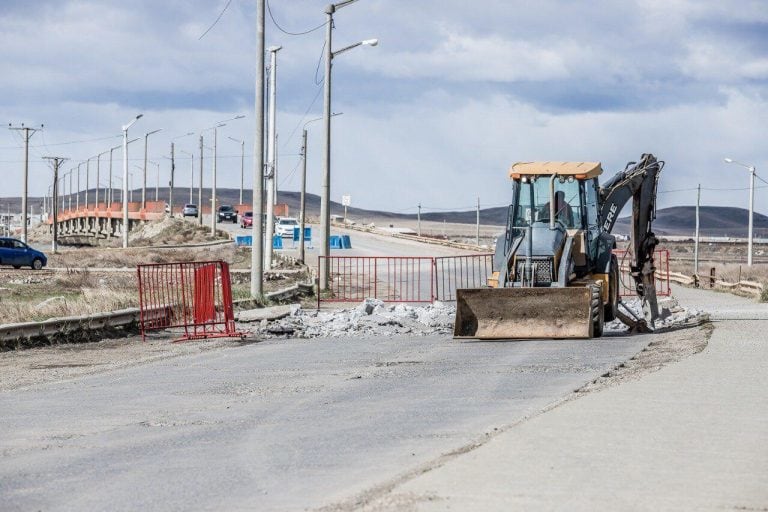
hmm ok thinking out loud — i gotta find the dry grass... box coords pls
[0,269,139,324]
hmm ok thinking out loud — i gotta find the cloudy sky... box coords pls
[1,0,767,216]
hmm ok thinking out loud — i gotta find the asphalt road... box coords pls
[0,333,650,511]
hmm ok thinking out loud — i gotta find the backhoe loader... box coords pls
[454,154,664,339]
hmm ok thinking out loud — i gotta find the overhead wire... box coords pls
[198,0,232,40]
[266,0,328,36]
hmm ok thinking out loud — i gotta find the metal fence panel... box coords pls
[433,254,494,301]
[319,256,434,305]
[137,260,241,341]
[613,248,671,297]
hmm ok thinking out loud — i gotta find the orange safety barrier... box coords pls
[136,260,243,342]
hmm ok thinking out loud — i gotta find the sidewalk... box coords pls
[369,286,768,511]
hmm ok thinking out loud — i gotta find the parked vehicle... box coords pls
[240,211,253,228]
[275,217,299,237]
[182,204,198,217]
[217,205,237,223]
[0,237,47,270]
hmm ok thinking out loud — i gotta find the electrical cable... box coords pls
[198,0,232,40]
[266,0,328,36]
[314,40,326,85]
[280,85,323,150]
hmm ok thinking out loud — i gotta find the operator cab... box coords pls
[501,161,604,284]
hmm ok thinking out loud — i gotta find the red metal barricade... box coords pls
[612,248,671,297]
[318,254,494,305]
[319,256,435,305]
[433,254,494,301]
[137,260,242,341]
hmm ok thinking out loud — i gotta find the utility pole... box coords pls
[251,0,265,298]
[8,124,41,243]
[476,197,480,246]
[417,204,421,237]
[169,142,175,217]
[694,184,700,277]
[199,135,204,226]
[43,156,67,253]
[68,171,73,211]
[299,129,308,263]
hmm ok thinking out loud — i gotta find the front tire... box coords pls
[591,283,604,338]
[31,258,43,270]
[604,254,620,322]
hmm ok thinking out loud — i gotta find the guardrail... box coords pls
[0,308,142,350]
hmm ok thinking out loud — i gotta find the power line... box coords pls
[198,0,232,40]
[266,0,328,36]
[314,40,326,85]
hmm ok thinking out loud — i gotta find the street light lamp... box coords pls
[121,114,142,248]
[320,0,378,289]
[724,157,758,266]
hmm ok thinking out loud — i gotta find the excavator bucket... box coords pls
[454,287,594,339]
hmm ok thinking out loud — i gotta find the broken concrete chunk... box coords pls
[236,304,299,323]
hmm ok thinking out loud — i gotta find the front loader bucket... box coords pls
[454,287,593,339]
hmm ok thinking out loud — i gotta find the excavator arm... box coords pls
[599,153,665,324]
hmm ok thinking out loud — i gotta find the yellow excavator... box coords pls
[454,154,664,339]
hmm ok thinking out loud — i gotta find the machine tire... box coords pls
[32,258,43,270]
[604,254,619,322]
[590,284,604,338]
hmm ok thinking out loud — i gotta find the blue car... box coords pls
[0,237,47,270]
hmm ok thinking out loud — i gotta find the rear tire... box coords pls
[13,265,21,269]
[604,255,619,322]
[591,284,604,338]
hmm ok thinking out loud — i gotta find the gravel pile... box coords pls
[241,296,710,339]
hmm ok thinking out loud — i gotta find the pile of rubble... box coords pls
[238,295,709,339]
[606,296,709,333]
[237,299,455,339]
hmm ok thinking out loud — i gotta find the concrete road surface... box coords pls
[356,285,768,511]
[0,333,649,511]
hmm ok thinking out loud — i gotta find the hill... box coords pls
[2,189,767,237]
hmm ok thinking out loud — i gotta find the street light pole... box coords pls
[179,150,194,204]
[199,135,204,226]
[228,136,245,205]
[265,45,282,270]
[724,158,757,266]
[319,1,377,289]
[143,129,162,209]
[205,117,244,235]
[122,114,143,248]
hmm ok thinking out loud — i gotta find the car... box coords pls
[0,237,47,270]
[182,204,198,217]
[217,205,237,223]
[240,211,253,228]
[275,217,300,237]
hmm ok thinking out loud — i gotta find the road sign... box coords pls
[342,194,351,206]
